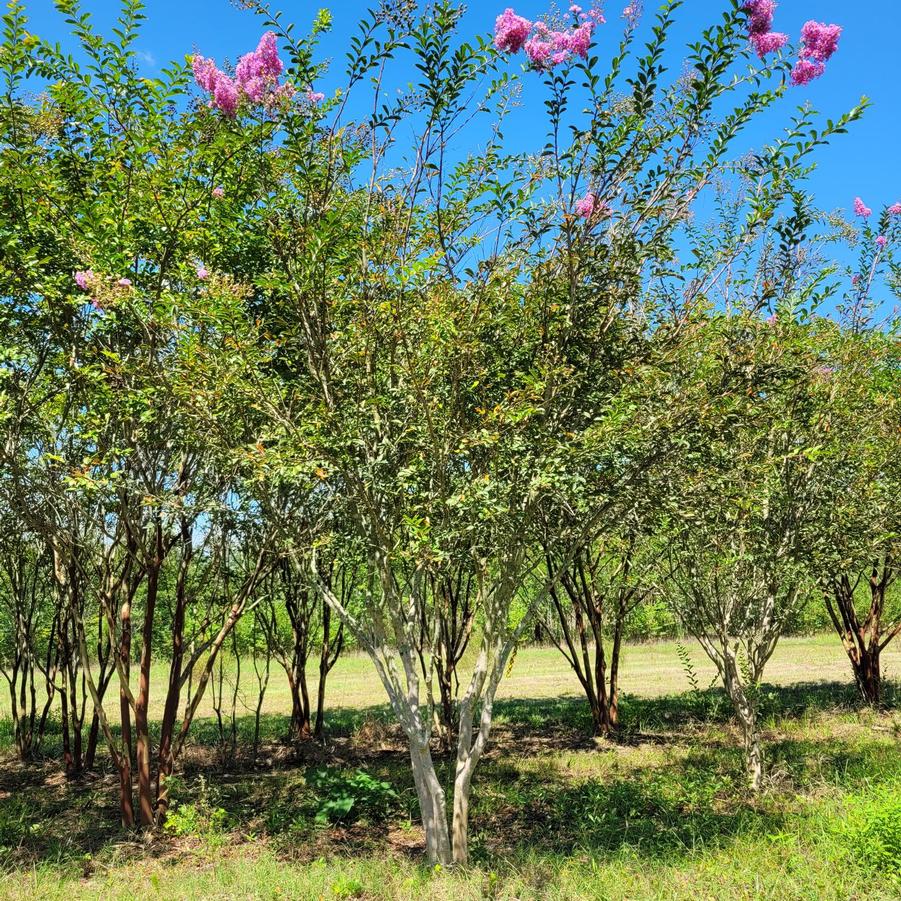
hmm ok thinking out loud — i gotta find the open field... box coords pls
[4,633,898,726]
[2,635,900,900]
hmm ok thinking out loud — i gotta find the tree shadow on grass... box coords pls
[490,679,898,751]
[1,679,898,874]
[471,753,773,864]
[2,724,899,874]
[468,735,881,866]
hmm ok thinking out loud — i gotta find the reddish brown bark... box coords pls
[826,560,897,707]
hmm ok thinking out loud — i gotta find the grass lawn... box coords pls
[1,635,900,899]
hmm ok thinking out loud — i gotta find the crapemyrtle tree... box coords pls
[802,211,901,705]
[662,310,834,790]
[217,0,858,862]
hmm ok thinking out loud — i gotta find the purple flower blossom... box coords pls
[743,0,776,36]
[192,55,220,93]
[524,34,554,67]
[788,20,841,87]
[889,203,901,216]
[74,269,94,291]
[851,274,860,287]
[575,192,610,220]
[235,32,284,103]
[790,58,825,86]
[235,52,260,87]
[212,186,225,199]
[799,21,841,63]
[195,33,285,115]
[765,312,777,325]
[306,90,325,103]
[494,8,532,53]
[575,192,597,218]
[496,6,603,68]
[117,277,132,288]
[876,235,888,249]
[213,73,239,117]
[240,75,266,103]
[197,265,209,279]
[751,31,787,58]
[566,22,594,58]
[853,197,872,218]
[255,32,283,78]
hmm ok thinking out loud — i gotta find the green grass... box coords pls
[2,633,898,727]
[1,635,900,900]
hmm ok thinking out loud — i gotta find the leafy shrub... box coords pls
[307,768,399,825]
[844,786,901,879]
[164,775,229,840]
[330,876,366,899]
[624,599,680,641]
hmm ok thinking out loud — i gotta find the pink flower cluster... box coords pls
[73,269,131,308]
[574,191,611,220]
[74,269,94,291]
[193,32,291,117]
[743,1,787,59]
[575,192,597,218]
[494,8,532,52]
[789,59,823,86]
[853,197,872,218]
[494,6,605,70]
[743,4,841,84]
[791,20,841,85]
[890,203,901,216]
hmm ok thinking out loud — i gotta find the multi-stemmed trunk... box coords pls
[826,563,897,708]
[6,635,39,762]
[134,549,161,827]
[543,544,643,737]
[2,571,41,761]
[287,666,312,740]
[315,558,514,867]
[84,616,114,771]
[263,561,345,742]
[118,591,135,825]
[416,571,475,751]
[155,519,191,826]
[59,607,87,777]
[723,665,763,792]
[315,602,342,738]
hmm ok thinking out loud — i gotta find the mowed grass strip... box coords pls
[3,633,896,725]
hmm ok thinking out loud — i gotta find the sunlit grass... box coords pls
[2,634,900,900]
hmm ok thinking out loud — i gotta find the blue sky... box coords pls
[21,0,901,218]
